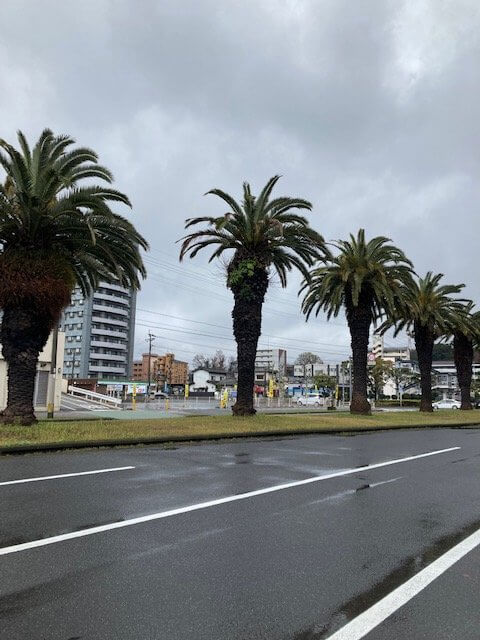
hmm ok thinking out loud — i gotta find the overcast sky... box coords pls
[2,0,479,364]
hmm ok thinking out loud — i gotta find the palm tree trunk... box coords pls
[348,303,372,415]
[229,261,269,416]
[414,321,434,412]
[453,332,473,410]
[0,306,51,425]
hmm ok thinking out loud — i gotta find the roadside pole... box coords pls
[349,357,353,404]
[47,326,59,419]
[145,331,156,404]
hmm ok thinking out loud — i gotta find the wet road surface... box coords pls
[0,428,479,639]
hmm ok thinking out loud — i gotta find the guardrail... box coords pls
[67,386,122,408]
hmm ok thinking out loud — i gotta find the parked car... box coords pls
[151,390,168,399]
[297,393,324,407]
[432,398,461,410]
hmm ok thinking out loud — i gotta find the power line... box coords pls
[136,308,350,352]
[134,321,351,358]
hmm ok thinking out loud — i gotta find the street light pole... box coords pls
[145,332,156,403]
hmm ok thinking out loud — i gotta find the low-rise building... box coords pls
[132,352,188,386]
[432,361,480,399]
[190,368,227,393]
[0,330,65,412]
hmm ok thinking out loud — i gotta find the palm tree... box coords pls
[301,230,413,415]
[0,129,147,425]
[382,273,466,412]
[179,176,324,416]
[445,302,479,410]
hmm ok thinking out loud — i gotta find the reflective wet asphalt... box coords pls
[1,428,479,639]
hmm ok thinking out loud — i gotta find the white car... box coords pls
[432,399,461,410]
[297,393,324,407]
[151,391,168,400]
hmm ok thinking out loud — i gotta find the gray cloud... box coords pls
[1,0,479,363]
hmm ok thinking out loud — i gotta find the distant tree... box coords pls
[192,354,211,370]
[390,367,420,401]
[471,376,480,400]
[368,357,393,401]
[227,356,238,375]
[410,343,455,362]
[210,349,226,370]
[295,352,322,365]
[314,373,336,394]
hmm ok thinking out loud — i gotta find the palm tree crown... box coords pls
[0,129,147,311]
[386,272,467,336]
[179,175,324,285]
[301,229,414,322]
[444,301,479,340]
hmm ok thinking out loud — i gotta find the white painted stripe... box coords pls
[367,477,402,489]
[0,466,135,487]
[325,524,480,640]
[0,447,459,556]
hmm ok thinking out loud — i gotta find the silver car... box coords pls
[432,399,461,410]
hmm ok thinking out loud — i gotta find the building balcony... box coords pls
[89,365,127,374]
[91,340,127,350]
[92,304,129,317]
[91,316,128,328]
[89,352,126,362]
[99,282,131,294]
[91,327,127,339]
[93,293,131,307]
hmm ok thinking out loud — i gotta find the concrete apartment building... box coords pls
[0,330,65,412]
[132,353,188,386]
[60,283,136,381]
[255,349,287,380]
[371,334,410,363]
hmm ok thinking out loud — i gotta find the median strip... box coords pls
[1,412,479,453]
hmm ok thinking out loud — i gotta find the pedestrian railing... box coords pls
[67,386,122,408]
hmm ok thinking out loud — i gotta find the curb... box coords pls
[1,422,480,454]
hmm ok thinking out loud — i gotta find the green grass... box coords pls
[1,410,480,450]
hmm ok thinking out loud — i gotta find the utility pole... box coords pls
[145,332,156,403]
[47,325,59,419]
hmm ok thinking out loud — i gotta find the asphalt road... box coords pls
[1,428,480,639]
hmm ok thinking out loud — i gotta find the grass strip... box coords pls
[1,410,480,452]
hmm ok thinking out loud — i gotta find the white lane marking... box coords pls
[0,466,135,487]
[324,525,480,640]
[368,477,402,489]
[0,447,459,556]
